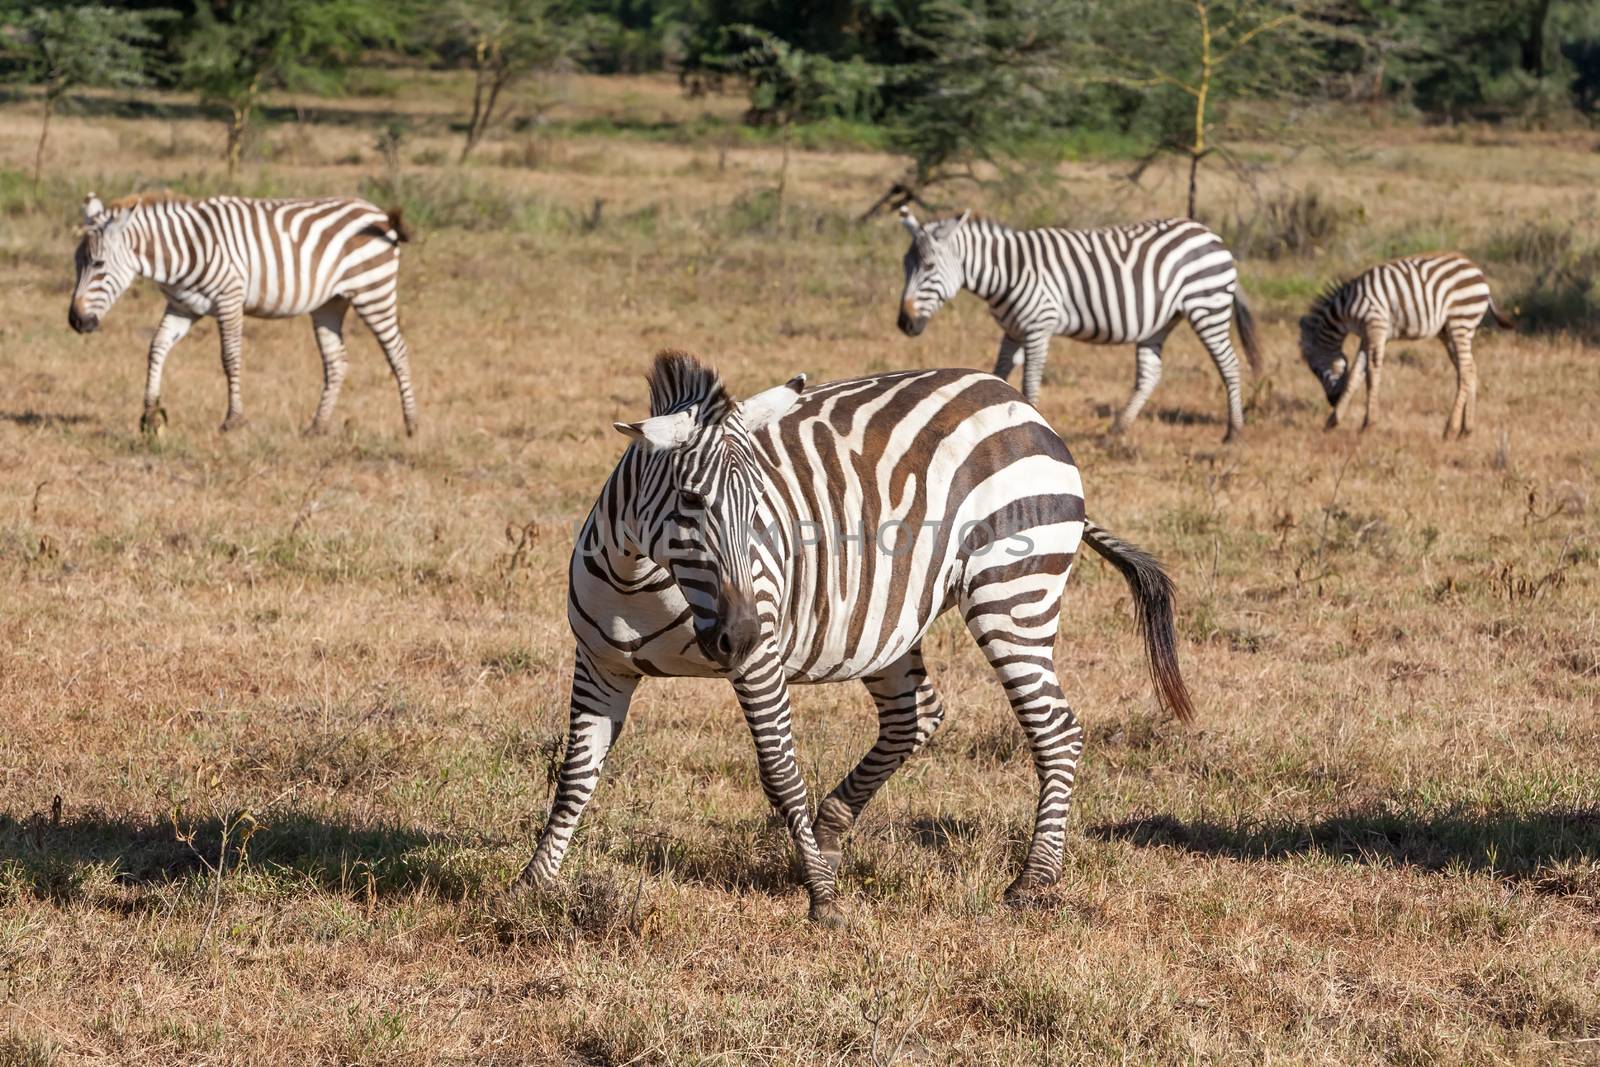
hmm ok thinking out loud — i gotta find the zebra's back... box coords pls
[1344,253,1492,339]
[993,218,1238,344]
[168,196,405,318]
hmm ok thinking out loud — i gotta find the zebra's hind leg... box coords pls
[352,292,418,437]
[814,645,946,873]
[1442,325,1477,439]
[1187,306,1246,441]
[513,649,638,893]
[959,555,1081,905]
[306,299,350,436]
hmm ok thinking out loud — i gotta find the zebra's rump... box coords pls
[757,368,1085,681]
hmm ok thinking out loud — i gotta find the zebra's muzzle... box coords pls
[897,310,927,337]
[68,307,99,334]
[697,591,762,668]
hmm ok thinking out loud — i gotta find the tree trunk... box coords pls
[1187,150,1200,219]
[1521,0,1553,79]
[33,94,54,197]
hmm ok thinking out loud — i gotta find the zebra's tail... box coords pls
[1233,291,1263,375]
[386,207,413,244]
[1488,295,1515,330]
[1081,519,1195,724]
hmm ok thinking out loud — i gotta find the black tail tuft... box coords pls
[1488,296,1515,330]
[1233,292,1263,375]
[1081,520,1195,724]
[386,207,412,244]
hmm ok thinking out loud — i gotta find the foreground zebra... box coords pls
[514,351,1194,925]
[69,192,417,435]
[1301,252,1513,438]
[896,207,1262,441]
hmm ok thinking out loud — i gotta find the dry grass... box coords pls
[0,73,1597,1065]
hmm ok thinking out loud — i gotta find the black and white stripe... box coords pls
[514,351,1194,924]
[896,208,1262,441]
[69,191,417,435]
[1300,252,1513,438]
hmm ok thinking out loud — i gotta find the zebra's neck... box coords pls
[956,225,1012,304]
[120,209,169,286]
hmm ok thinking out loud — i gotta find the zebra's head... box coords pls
[70,193,139,335]
[1298,309,1349,406]
[897,206,971,336]
[614,352,805,669]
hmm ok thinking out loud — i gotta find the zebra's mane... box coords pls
[108,189,190,212]
[1306,277,1353,321]
[646,350,732,422]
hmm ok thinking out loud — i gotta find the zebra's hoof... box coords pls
[1003,874,1058,908]
[1222,427,1242,444]
[304,420,330,437]
[809,900,849,930]
[139,406,167,437]
[220,413,248,433]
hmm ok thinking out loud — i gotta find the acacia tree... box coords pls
[433,0,584,163]
[1081,0,1322,218]
[2,4,168,193]
[887,0,1080,196]
[179,0,400,177]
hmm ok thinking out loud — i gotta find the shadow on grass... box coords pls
[0,807,510,906]
[0,410,95,429]
[1092,805,1600,886]
[617,819,796,897]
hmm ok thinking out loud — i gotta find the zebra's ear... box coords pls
[898,204,920,235]
[952,209,972,232]
[613,409,698,450]
[82,192,105,225]
[738,374,805,432]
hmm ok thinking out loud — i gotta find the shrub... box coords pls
[1222,187,1363,261]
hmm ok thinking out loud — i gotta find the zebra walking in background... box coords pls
[514,351,1194,926]
[1300,252,1513,438]
[896,207,1263,442]
[69,191,418,436]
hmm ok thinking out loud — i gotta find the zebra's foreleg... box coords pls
[514,650,638,892]
[307,300,351,436]
[215,297,247,432]
[814,646,945,873]
[1361,331,1389,432]
[1018,332,1053,405]
[141,306,197,434]
[1111,340,1165,434]
[353,294,418,437]
[731,658,844,928]
[1328,349,1367,431]
[991,335,1023,383]
[960,562,1081,905]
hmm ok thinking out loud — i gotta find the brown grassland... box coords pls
[0,72,1597,1065]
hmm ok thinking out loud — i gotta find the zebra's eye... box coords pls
[90,259,105,269]
[680,488,706,510]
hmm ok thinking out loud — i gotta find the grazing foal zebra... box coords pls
[69,191,417,435]
[1301,252,1513,438]
[514,351,1194,925]
[896,207,1262,441]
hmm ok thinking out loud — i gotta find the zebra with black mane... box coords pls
[69,191,417,436]
[1300,252,1513,438]
[514,350,1194,926]
[896,207,1262,442]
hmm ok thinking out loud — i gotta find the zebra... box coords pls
[512,350,1194,926]
[895,207,1263,442]
[1300,252,1514,438]
[68,191,417,436]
